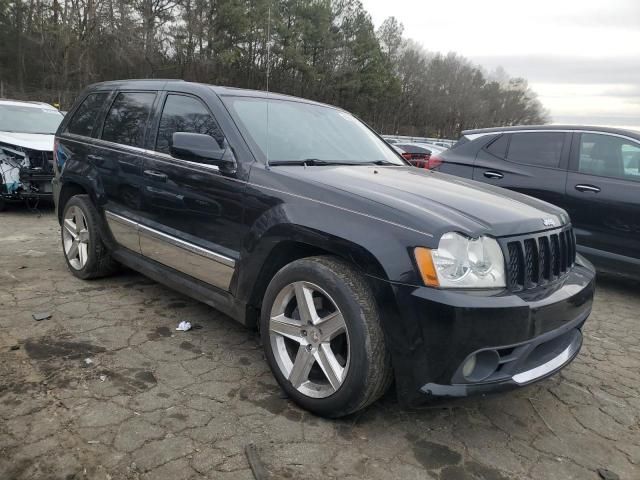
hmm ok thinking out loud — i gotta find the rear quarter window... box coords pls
[66,92,109,137]
[485,134,509,158]
[451,136,470,149]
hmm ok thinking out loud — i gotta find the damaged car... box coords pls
[54,81,595,418]
[0,99,64,210]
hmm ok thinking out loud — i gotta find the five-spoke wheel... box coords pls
[269,281,350,398]
[60,194,118,279]
[62,205,90,270]
[261,256,392,417]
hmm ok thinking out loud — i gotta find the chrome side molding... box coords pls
[104,210,235,290]
[105,211,141,253]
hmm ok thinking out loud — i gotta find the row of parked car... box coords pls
[0,82,631,418]
[398,126,639,279]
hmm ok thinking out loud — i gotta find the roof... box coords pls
[0,99,58,110]
[461,124,640,140]
[86,79,334,108]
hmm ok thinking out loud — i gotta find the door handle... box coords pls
[484,171,504,179]
[143,170,168,182]
[87,154,104,163]
[575,184,600,193]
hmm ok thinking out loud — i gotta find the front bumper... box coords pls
[382,258,595,406]
[1,171,54,200]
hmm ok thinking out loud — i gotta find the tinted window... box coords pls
[101,92,155,147]
[451,136,470,149]
[486,134,509,158]
[579,133,640,181]
[156,95,224,154]
[507,132,564,168]
[67,93,108,137]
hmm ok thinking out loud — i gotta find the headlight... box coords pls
[414,232,506,288]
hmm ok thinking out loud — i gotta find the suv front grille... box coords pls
[503,227,576,291]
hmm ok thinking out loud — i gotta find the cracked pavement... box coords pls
[1,208,639,480]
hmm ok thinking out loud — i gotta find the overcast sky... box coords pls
[363,0,640,130]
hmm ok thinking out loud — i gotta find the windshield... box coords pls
[223,96,404,165]
[0,104,63,134]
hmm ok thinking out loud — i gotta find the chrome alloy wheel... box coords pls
[62,206,90,270]
[269,281,350,398]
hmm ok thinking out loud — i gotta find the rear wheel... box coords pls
[260,256,392,417]
[61,195,118,279]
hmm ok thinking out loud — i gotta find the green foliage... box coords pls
[0,0,548,137]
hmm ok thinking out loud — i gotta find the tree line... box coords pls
[0,0,549,138]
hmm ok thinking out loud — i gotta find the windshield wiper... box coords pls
[268,159,398,166]
[269,159,354,166]
[364,160,399,165]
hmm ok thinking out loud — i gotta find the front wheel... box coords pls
[260,256,392,417]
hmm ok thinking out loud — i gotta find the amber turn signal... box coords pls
[414,247,440,287]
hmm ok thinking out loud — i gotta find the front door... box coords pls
[137,92,248,291]
[565,132,640,264]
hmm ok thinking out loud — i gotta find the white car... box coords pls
[0,100,64,209]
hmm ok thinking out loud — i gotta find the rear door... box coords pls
[436,134,486,178]
[472,131,571,208]
[136,91,247,291]
[57,90,111,185]
[565,132,640,264]
[97,90,159,253]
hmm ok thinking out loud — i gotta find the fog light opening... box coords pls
[462,354,477,378]
[462,350,500,382]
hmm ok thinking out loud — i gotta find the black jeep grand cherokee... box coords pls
[53,80,595,417]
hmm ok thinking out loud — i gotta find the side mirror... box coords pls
[170,132,234,169]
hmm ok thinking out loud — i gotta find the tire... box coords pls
[61,194,118,279]
[260,256,392,418]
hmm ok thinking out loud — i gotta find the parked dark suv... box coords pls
[436,126,640,278]
[53,81,595,417]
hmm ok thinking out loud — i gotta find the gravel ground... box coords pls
[1,206,639,480]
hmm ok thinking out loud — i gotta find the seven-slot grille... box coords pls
[504,227,576,291]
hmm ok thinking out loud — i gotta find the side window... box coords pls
[101,92,156,148]
[485,134,509,158]
[66,93,109,137]
[579,133,640,181]
[156,94,224,154]
[506,132,564,168]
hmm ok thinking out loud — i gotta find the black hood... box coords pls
[273,165,570,239]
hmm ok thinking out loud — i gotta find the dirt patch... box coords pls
[167,302,187,309]
[147,326,172,341]
[97,368,158,393]
[407,433,462,469]
[179,341,202,354]
[24,338,105,361]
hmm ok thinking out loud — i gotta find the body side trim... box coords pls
[104,210,235,290]
[137,222,235,267]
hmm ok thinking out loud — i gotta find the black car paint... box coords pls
[439,126,640,278]
[54,81,595,406]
